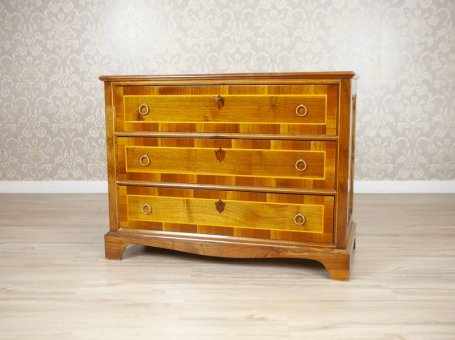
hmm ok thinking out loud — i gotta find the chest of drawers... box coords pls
[100,72,357,280]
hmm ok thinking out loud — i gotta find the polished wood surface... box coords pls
[99,71,356,82]
[1,194,454,339]
[105,222,353,280]
[114,131,339,140]
[117,137,336,190]
[115,84,338,135]
[102,72,357,280]
[103,81,118,232]
[115,180,337,196]
[334,78,354,249]
[117,185,334,244]
[124,92,326,123]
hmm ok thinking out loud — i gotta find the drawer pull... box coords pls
[294,159,307,172]
[295,104,308,117]
[139,154,151,166]
[214,95,224,109]
[293,213,306,226]
[141,203,152,215]
[138,103,150,115]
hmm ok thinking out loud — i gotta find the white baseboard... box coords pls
[354,180,455,194]
[0,180,454,194]
[0,181,108,193]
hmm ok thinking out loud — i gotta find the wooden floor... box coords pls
[0,194,454,339]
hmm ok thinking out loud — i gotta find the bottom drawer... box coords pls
[118,185,334,244]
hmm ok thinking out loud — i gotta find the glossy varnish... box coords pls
[116,137,337,190]
[115,84,338,135]
[101,72,357,280]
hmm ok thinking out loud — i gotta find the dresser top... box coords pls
[99,71,356,82]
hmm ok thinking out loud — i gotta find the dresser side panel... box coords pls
[104,81,119,231]
[347,79,357,228]
[335,78,353,249]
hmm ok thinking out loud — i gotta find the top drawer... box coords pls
[114,85,338,135]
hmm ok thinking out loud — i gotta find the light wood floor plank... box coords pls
[1,194,454,339]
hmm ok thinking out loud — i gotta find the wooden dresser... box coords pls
[100,72,357,280]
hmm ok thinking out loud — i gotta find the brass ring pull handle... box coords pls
[141,203,152,215]
[139,154,151,166]
[294,159,307,172]
[214,95,224,109]
[295,104,308,117]
[293,213,306,226]
[138,103,150,115]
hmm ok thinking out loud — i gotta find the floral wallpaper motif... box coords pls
[0,0,454,180]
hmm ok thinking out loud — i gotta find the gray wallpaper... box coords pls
[1,0,454,180]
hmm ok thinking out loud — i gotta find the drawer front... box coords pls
[118,185,334,244]
[114,85,338,135]
[117,138,336,190]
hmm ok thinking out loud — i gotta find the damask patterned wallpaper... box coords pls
[0,0,454,180]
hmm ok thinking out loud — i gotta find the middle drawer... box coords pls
[117,137,336,190]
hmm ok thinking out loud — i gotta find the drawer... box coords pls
[118,185,334,244]
[117,138,336,190]
[114,85,338,135]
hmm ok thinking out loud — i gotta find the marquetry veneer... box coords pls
[100,72,357,280]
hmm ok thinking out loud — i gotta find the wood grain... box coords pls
[117,185,334,244]
[104,221,353,280]
[99,71,356,81]
[114,131,339,141]
[1,194,454,339]
[115,180,337,195]
[103,81,118,232]
[117,137,336,190]
[124,93,326,123]
[115,84,338,135]
[102,72,356,280]
[334,78,355,249]
[126,195,326,233]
